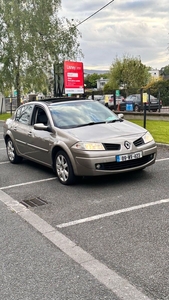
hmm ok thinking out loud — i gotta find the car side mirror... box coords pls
[34,123,51,131]
[118,113,124,119]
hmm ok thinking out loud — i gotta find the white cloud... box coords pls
[59,0,169,70]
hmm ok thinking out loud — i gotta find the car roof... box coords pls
[24,97,89,107]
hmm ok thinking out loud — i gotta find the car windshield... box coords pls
[49,100,120,129]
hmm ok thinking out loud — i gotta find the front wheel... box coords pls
[6,138,22,164]
[55,150,77,185]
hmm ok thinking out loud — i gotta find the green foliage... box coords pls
[84,73,99,89]
[144,79,169,106]
[103,82,114,94]
[0,0,82,106]
[160,65,169,76]
[84,73,109,89]
[106,55,151,94]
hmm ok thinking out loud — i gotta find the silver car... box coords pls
[3,98,157,185]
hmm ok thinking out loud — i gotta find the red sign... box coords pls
[64,61,84,94]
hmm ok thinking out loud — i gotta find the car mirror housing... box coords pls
[118,113,124,119]
[34,123,49,131]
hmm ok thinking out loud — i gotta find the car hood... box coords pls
[65,120,147,142]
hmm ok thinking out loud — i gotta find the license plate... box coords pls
[116,151,142,162]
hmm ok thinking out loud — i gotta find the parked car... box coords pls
[119,94,162,112]
[88,95,105,105]
[105,95,124,110]
[3,97,157,185]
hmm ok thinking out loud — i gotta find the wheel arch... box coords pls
[51,144,78,174]
[4,133,13,145]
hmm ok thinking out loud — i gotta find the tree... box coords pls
[144,78,169,106]
[107,55,151,94]
[160,65,169,77]
[84,73,109,89]
[0,0,82,106]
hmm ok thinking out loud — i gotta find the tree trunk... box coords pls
[16,58,21,108]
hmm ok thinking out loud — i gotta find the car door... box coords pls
[11,104,35,155]
[25,106,53,166]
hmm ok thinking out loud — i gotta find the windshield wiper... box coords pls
[76,121,106,128]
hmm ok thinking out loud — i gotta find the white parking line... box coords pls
[0,177,56,190]
[0,161,9,165]
[57,198,169,228]
[156,157,169,162]
[0,190,151,300]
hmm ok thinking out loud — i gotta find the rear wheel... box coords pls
[55,150,77,185]
[6,138,22,164]
[134,105,139,112]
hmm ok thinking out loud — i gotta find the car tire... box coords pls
[6,138,22,164]
[134,105,139,112]
[55,150,77,185]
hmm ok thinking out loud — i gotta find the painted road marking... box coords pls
[156,158,169,162]
[0,190,151,300]
[0,161,9,165]
[0,177,56,190]
[57,198,169,228]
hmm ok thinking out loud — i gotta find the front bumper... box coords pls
[72,145,157,176]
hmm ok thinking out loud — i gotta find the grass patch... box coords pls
[0,113,12,121]
[128,119,169,144]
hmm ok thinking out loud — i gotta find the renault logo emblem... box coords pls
[124,141,131,150]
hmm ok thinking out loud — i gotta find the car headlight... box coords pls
[72,142,105,151]
[143,132,154,144]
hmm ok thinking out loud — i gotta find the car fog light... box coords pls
[96,164,101,169]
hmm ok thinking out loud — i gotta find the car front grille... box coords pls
[103,138,145,151]
[103,143,121,150]
[133,137,144,147]
[96,154,155,171]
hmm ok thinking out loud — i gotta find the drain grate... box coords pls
[20,197,48,208]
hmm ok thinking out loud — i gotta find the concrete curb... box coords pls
[157,143,169,148]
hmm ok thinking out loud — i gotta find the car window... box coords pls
[132,96,137,102]
[125,95,132,101]
[15,104,34,125]
[33,107,49,126]
[49,100,119,129]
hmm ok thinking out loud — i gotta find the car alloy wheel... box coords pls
[6,138,22,164]
[55,150,76,185]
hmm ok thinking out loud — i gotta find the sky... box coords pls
[59,0,169,72]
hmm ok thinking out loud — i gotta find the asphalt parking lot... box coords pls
[0,120,169,300]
